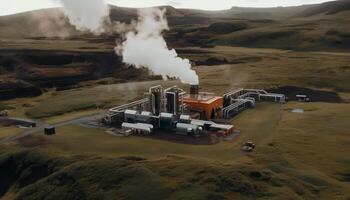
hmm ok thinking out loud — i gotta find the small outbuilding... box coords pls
[44,126,56,135]
[296,95,310,102]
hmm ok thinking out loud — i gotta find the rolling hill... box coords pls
[0,1,349,50]
[0,0,349,99]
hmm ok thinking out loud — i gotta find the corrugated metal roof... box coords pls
[191,119,214,126]
[122,123,153,132]
[210,124,234,130]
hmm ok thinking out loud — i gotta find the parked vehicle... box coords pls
[242,141,256,152]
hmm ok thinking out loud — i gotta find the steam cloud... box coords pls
[115,8,199,85]
[58,0,110,34]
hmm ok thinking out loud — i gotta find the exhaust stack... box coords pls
[190,85,199,96]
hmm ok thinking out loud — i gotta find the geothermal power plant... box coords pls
[103,85,285,138]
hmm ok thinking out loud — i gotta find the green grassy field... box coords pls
[2,99,349,199]
[1,46,350,199]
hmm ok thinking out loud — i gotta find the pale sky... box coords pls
[0,0,333,16]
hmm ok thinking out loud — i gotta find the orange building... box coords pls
[183,94,223,120]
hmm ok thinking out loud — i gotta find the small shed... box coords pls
[44,126,56,135]
[210,123,234,137]
[296,95,310,102]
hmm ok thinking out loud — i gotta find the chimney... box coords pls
[190,84,199,96]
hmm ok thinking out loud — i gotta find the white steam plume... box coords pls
[115,8,199,85]
[58,0,110,34]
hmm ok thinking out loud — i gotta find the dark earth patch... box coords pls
[267,85,346,103]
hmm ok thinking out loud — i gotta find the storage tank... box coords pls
[124,110,138,123]
[159,113,175,130]
[179,115,191,124]
[176,123,201,136]
[137,111,153,124]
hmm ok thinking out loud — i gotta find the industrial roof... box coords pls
[296,94,308,98]
[210,124,234,130]
[124,110,138,115]
[141,111,152,116]
[176,123,199,130]
[191,119,215,126]
[261,93,285,98]
[122,123,153,132]
[180,115,191,120]
[160,112,174,118]
[183,94,223,104]
[190,119,234,130]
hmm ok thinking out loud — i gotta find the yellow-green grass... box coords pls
[2,46,349,120]
[0,38,113,52]
[16,100,350,198]
[0,127,22,140]
[192,46,350,94]
[1,46,350,199]
[38,125,241,162]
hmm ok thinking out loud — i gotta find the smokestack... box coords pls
[190,85,199,96]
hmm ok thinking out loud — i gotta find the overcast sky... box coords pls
[0,0,333,16]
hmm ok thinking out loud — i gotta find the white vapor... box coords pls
[115,8,199,85]
[58,0,110,34]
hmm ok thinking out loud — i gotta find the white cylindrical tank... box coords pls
[176,123,200,136]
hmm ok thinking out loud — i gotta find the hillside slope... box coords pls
[0,1,349,100]
[0,148,345,200]
[0,2,349,51]
[293,0,350,18]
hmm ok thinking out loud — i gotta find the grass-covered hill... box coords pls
[0,147,335,200]
[0,0,349,100]
[0,1,349,50]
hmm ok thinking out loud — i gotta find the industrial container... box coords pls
[159,113,175,130]
[44,126,56,135]
[137,111,153,124]
[176,123,201,136]
[122,122,153,135]
[179,115,191,123]
[124,110,138,123]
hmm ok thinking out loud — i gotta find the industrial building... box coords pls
[103,85,284,138]
[183,85,224,120]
